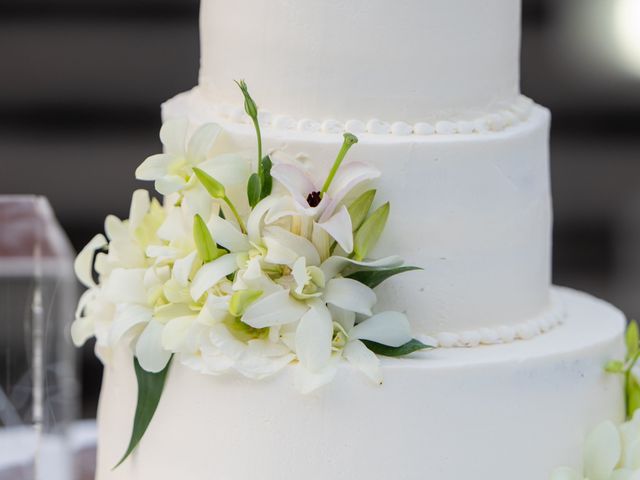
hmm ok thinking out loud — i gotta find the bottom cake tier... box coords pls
[95,287,625,480]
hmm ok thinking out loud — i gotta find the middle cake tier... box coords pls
[163,89,552,339]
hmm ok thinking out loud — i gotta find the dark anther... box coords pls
[306,191,322,207]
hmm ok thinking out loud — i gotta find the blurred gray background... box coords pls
[1,0,639,415]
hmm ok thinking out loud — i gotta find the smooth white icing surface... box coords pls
[199,0,521,123]
[95,288,626,480]
[163,93,553,336]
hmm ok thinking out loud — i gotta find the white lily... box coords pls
[135,119,221,196]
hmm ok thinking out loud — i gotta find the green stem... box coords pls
[254,118,263,174]
[321,133,358,194]
[224,196,247,234]
[625,351,640,418]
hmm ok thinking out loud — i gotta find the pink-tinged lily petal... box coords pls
[135,153,175,181]
[351,312,412,347]
[187,123,221,164]
[316,206,354,254]
[162,315,196,352]
[242,289,308,329]
[263,226,321,267]
[320,161,380,221]
[160,117,188,155]
[320,255,404,280]
[129,190,150,231]
[156,174,188,196]
[209,215,250,252]
[271,163,317,207]
[135,319,172,373]
[294,358,339,394]
[74,234,107,287]
[344,339,382,384]
[173,251,198,287]
[324,278,377,316]
[295,302,333,372]
[190,254,239,300]
[584,421,621,480]
[109,304,152,346]
[104,268,148,305]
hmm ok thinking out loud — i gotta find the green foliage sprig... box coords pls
[605,320,640,419]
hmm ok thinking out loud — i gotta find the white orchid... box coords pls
[551,414,640,480]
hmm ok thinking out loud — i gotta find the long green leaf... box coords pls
[346,266,422,289]
[114,356,172,469]
[362,339,432,357]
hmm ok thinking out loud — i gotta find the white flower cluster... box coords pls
[551,413,640,480]
[72,118,418,393]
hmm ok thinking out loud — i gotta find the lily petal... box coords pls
[242,289,308,329]
[322,161,380,221]
[295,302,333,372]
[351,311,412,347]
[135,319,172,373]
[344,339,382,384]
[316,205,354,254]
[190,253,239,300]
[324,278,377,316]
[74,234,107,288]
[271,163,317,207]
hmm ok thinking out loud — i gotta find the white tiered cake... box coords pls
[90,1,626,479]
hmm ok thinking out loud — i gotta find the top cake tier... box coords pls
[199,0,522,124]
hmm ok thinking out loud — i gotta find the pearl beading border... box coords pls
[190,89,536,136]
[419,297,566,348]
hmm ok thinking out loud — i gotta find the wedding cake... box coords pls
[73,1,628,479]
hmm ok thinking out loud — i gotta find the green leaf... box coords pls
[362,338,432,357]
[353,202,390,261]
[604,360,625,374]
[347,189,376,232]
[193,214,220,263]
[114,357,172,469]
[346,266,422,289]
[229,289,263,317]
[628,374,640,418]
[247,173,262,209]
[193,167,226,199]
[259,155,273,200]
[627,320,639,360]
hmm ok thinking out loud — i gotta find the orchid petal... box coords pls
[135,319,172,373]
[156,175,188,196]
[104,215,126,241]
[209,215,250,252]
[74,234,107,287]
[190,254,239,300]
[263,226,321,267]
[611,470,634,480]
[71,289,100,345]
[104,268,148,305]
[187,123,221,164]
[247,196,281,244]
[109,304,152,346]
[320,255,404,280]
[328,304,356,332]
[135,154,175,181]
[160,117,188,155]
[242,289,308,329]
[292,257,309,295]
[324,278,377,316]
[173,251,198,287]
[316,206,354,254]
[162,316,195,352]
[157,208,187,242]
[271,163,317,207]
[584,421,622,480]
[351,312,412,347]
[344,339,382,384]
[129,189,150,231]
[294,358,338,394]
[295,302,333,372]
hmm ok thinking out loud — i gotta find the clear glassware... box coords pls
[0,196,80,479]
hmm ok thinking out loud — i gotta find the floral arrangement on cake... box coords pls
[551,321,640,480]
[71,81,429,464]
